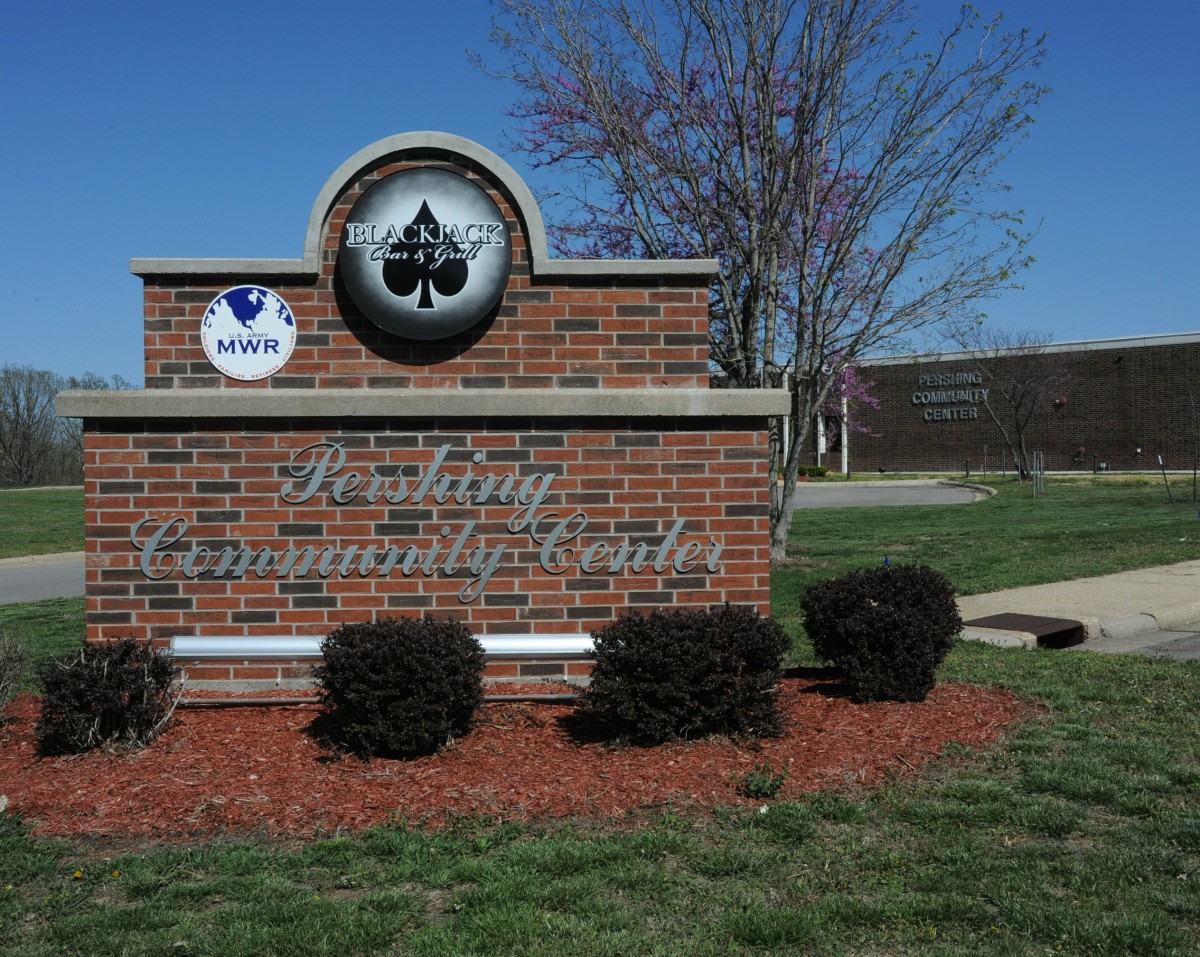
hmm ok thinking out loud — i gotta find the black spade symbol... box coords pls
[381,200,470,309]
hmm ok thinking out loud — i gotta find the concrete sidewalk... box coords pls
[958,560,1200,660]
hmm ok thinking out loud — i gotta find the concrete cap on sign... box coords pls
[56,388,791,419]
[130,132,719,283]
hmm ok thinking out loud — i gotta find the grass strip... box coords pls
[0,488,84,559]
[0,598,86,690]
[772,474,1200,630]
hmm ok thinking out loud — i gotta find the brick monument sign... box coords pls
[58,133,786,686]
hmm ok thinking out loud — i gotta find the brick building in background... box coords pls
[846,333,1200,474]
[58,132,786,685]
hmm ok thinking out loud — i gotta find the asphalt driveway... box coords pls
[790,479,987,508]
[0,553,85,605]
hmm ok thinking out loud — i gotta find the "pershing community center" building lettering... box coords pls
[912,371,989,422]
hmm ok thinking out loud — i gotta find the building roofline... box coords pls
[862,330,1200,366]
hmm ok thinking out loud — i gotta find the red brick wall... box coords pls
[80,139,781,685]
[84,418,770,679]
[852,339,1200,474]
[141,156,710,391]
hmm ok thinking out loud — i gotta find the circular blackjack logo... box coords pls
[200,286,296,381]
[338,168,512,340]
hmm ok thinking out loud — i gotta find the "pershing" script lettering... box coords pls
[129,442,725,602]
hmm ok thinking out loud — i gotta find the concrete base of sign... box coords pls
[180,678,593,695]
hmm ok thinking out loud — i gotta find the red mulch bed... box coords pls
[0,678,1031,841]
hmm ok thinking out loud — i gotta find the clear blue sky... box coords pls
[2,0,1197,383]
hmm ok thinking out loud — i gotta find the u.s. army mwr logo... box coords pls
[201,286,297,381]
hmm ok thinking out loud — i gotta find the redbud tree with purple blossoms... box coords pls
[484,0,1047,559]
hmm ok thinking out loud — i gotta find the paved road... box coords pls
[0,553,84,605]
[791,479,985,508]
[1064,630,1200,661]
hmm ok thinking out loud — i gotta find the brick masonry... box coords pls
[84,419,770,655]
[851,336,1200,474]
[138,155,710,392]
[68,134,783,685]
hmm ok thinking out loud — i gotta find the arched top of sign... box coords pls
[307,133,541,276]
[131,132,716,284]
[338,167,512,340]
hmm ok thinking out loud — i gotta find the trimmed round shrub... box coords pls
[800,563,962,703]
[581,604,790,745]
[316,616,485,758]
[36,638,179,755]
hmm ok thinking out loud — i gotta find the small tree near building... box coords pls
[951,326,1071,479]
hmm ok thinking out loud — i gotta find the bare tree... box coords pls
[56,372,135,480]
[951,325,1070,479]
[486,0,1047,558]
[0,367,134,487]
[0,366,62,487]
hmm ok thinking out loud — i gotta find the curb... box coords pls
[1152,604,1200,633]
[1099,614,1161,641]
[1096,604,1200,641]
[0,551,85,569]
[960,626,1037,650]
[963,608,1200,654]
[939,480,998,498]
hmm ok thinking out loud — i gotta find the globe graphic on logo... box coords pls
[201,286,297,381]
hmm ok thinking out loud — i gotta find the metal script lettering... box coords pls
[130,441,726,602]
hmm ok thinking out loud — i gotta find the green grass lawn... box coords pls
[0,597,87,689]
[2,643,1196,956]
[0,488,84,559]
[772,473,1200,632]
[1,477,1198,955]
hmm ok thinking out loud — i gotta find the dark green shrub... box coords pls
[800,564,962,703]
[36,638,179,754]
[317,616,485,758]
[581,604,790,745]
[798,465,829,478]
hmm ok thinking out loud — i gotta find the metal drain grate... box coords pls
[963,613,1085,648]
